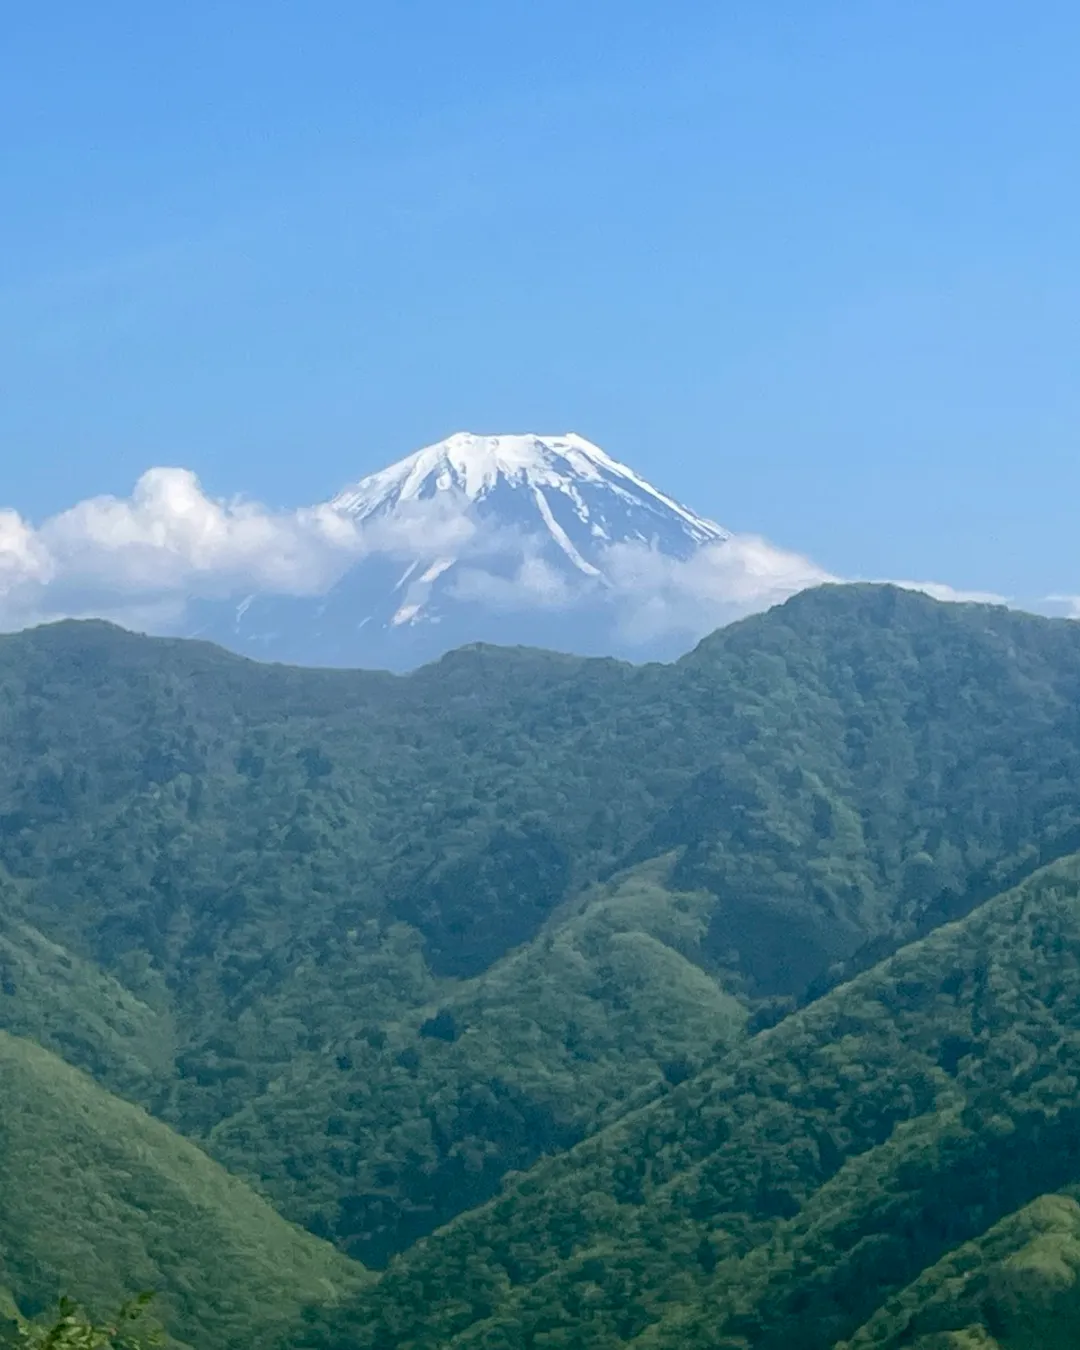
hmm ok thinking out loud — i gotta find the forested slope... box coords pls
[0,1031,363,1350]
[837,1191,1080,1349]
[6,587,1080,1262]
[306,851,1080,1350]
[6,584,1080,1324]
[207,861,746,1262]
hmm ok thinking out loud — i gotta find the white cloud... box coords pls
[1039,594,1080,620]
[0,465,1058,648]
[602,535,836,643]
[0,467,476,632]
[0,508,54,592]
[450,528,580,612]
[446,532,1026,648]
[38,468,367,595]
[445,531,835,644]
[882,579,1010,606]
[360,495,477,560]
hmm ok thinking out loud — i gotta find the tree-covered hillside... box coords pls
[0,1030,363,1350]
[207,861,746,1263]
[6,585,1080,1266]
[10,581,1080,1348]
[306,850,1080,1350]
[836,1191,1080,1349]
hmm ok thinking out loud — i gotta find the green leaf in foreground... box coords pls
[4,1295,161,1350]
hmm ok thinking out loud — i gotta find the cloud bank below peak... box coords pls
[0,468,475,630]
[0,464,1061,657]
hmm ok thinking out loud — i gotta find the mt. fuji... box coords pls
[185,432,812,669]
[332,432,726,558]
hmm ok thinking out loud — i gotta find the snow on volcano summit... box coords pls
[334,432,724,537]
[334,432,726,567]
[187,432,735,668]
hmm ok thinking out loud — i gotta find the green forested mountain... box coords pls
[307,851,1080,1350]
[836,1191,1080,1349]
[5,584,1080,1344]
[207,861,746,1263]
[0,1030,363,1349]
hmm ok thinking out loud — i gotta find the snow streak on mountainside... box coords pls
[333,432,727,552]
[186,432,790,670]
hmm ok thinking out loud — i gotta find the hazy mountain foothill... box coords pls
[5,583,1080,1347]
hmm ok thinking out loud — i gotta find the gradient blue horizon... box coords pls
[3,2,1078,598]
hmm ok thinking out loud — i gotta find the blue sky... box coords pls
[3,1,1079,606]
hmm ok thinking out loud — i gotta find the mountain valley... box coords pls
[2,585,1080,1346]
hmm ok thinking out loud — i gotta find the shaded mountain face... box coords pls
[187,432,730,668]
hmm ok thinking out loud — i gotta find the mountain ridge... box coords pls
[5,586,1080,1343]
[8,585,1080,1270]
[308,849,1080,1350]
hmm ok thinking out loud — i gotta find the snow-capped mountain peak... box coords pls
[333,432,608,511]
[190,432,733,669]
[333,432,727,550]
